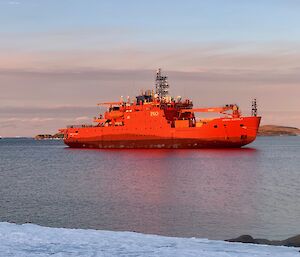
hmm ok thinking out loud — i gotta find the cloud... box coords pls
[1,66,300,83]
[0,117,64,124]
[8,1,20,5]
[75,116,90,121]
[0,116,96,137]
[260,111,300,127]
[0,106,97,115]
[1,42,300,72]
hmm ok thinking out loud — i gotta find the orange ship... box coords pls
[60,69,261,148]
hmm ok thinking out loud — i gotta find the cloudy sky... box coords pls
[1,0,300,136]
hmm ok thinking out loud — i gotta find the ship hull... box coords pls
[65,137,255,149]
[63,116,261,149]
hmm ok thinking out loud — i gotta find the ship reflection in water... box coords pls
[66,147,262,239]
[1,137,299,240]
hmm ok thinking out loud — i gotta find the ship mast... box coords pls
[155,68,169,101]
[251,98,257,117]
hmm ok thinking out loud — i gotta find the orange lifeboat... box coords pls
[105,111,124,120]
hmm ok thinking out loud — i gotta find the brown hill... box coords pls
[258,125,300,136]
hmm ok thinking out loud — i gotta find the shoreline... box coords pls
[0,222,299,256]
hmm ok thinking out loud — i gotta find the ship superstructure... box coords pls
[60,69,261,148]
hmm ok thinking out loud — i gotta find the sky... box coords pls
[0,0,300,136]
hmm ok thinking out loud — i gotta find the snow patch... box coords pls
[0,222,298,256]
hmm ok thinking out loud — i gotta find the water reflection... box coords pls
[65,146,260,238]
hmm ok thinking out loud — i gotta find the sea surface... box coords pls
[0,137,299,240]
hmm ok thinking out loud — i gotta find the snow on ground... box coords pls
[0,222,299,257]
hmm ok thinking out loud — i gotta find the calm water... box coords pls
[0,137,299,240]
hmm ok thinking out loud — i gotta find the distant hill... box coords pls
[258,125,300,136]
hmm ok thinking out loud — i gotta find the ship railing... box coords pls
[67,124,94,128]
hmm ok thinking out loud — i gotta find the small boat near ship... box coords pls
[60,69,261,148]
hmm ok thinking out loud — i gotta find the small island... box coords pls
[258,125,300,136]
[34,133,64,140]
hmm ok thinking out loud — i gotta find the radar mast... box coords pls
[155,68,169,100]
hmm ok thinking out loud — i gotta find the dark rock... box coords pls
[255,239,282,246]
[226,235,255,244]
[227,234,300,248]
[281,235,300,247]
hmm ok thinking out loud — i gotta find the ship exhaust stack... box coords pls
[252,98,257,117]
[155,68,169,101]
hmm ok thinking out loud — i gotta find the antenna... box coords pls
[251,98,257,117]
[155,68,169,100]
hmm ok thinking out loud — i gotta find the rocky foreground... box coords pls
[0,222,299,257]
[227,234,300,248]
[258,125,300,136]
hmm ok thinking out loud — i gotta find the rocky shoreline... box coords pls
[34,133,64,140]
[227,234,300,248]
